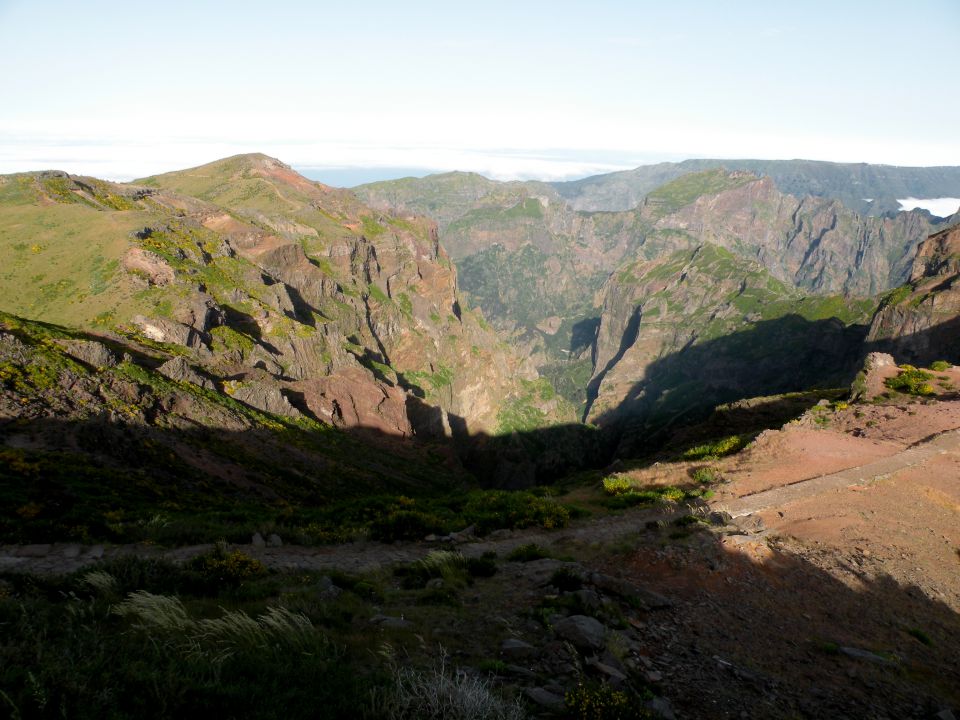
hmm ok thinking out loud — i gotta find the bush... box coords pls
[549,567,583,592]
[931,360,951,372]
[369,510,445,542]
[372,650,525,720]
[506,543,550,562]
[602,474,635,496]
[187,543,267,585]
[680,434,748,461]
[565,682,652,719]
[463,490,569,534]
[690,467,719,485]
[885,366,935,396]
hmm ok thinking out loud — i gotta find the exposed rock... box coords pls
[868,224,960,365]
[838,646,896,665]
[251,532,266,548]
[229,381,301,418]
[291,368,412,436]
[267,533,282,548]
[122,247,175,286]
[589,572,673,609]
[370,614,412,630]
[523,687,565,711]
[553,615,606,652]
[500,638,537,660]
[157,356,216,390]
[132,315,207,351]
[645,696,676,720]
[59,339,118,369]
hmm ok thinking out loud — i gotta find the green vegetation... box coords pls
[680,434,750,461]
[565,682,653,719]
[931,360,951,371]
[506,543,551,562]
[600,475,704,509]
[885,365,935,396]
[644,168,755,216]
[0,561,375,719]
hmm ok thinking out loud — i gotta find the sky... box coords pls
[0,0,958,184]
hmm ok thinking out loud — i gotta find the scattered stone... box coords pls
[501,638,537,660]
[524,687,565,711]
[709,510,733,526]
[370,614,412,630]
[589,572,673,609]
[553,615,606,651]
[586,657,627,686]
[316,576,342,601]
[645,696,676,720]
[251,532,266,548]
[448,525,476,543]
[267,533,283,548]
[645,670,663,683]
[426,578,445,590]
[838,646,895,665]
[935,710,957,720]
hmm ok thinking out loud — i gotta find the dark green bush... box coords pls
[506,543,550,562]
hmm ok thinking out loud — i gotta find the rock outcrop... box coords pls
[867,224,960,365]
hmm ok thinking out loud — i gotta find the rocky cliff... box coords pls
[0,155,574,442]
[585,243,872,441]
[866,224,960,364]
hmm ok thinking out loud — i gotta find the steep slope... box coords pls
[866,223,960,364]
[357,169,932,401]
[0,157,575,440]
[0,311,464,543]
[553,158,960,215]
[640,170,934,296]
[585,244,873,443]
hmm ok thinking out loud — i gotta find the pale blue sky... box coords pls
[0,0,957,182]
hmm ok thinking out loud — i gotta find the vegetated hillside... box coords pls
[0,311,464,544]
[867,223,960,364]
[586,243,874,449]
[0,156,575,442]
[552,158,960,216]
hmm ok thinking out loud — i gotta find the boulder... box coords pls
[229,381,301,418]
[500,638,537,661]
[60,339,118,369]
[553,615,606,652]
[523,687,565,711]
[122,247,175,286]
[157,356,216,390]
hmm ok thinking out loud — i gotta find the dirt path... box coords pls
[0,502,673,576]
[715,427,960,518]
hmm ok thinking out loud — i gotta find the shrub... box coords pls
[370,510,446,542]
[463,490,569,534]
[602,474,634,496]
[885,366,935,396]
[565,682,652,719]
[549,567,583,592]
[681,434,748,460]
[931,360,951,372]
[372,650,525,720]
[506,544,550,562]
[690,467,719,485]
[395,551,468,589]
[465,554,498,578]
[187,543,267,585]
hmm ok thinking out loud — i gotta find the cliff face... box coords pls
[867,224,960,365]
[0,155,574,439]
[358,170,933,350]
[585,243,872,438]
[644,172,933,296]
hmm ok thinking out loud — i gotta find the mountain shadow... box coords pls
[592,314,871,454]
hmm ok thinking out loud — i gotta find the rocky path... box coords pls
[717,426,960,518]
[7,423,959,577]
[0,503,673,576]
